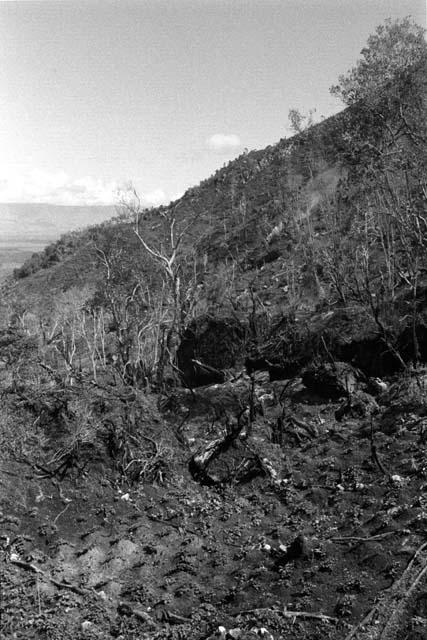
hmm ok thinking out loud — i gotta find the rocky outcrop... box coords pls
[335,390,379,421]
[178,315,246,387]
[302,361,364,399]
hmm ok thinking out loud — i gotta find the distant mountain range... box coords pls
[0,202,117,241]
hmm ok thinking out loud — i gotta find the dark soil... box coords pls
[1,374,426,640]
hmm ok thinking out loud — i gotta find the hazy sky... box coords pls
[1,0,425,207]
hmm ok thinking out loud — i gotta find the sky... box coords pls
[0,0,425,207]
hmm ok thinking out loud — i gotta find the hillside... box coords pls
[1,19,426,640]
[7,88,427,377]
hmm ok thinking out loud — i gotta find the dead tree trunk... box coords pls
[188,416,244,485]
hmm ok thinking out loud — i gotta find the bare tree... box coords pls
[120,186,199,388]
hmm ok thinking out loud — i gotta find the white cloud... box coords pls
[142,188,167,207]
[206,133,241,152]
[0,169,118,205]
[170,190,184,203]
[0,169,169,207]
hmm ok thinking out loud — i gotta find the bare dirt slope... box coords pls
[1,374,426,640]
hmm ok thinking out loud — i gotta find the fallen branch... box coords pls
[118,601,158,628]
[378,542,427,640]
[175,409,191,445]
[247,371,256,438]
[240,442,282,486]
[381,564,427,640]
[370,420,389,477]
[10,558,88,596]
[400,540,427,578]
[278,377,295,404]
[188,416,244,485]
[240,606,338,624]
[146,513,197,536]
[371,442,389,476]
[343,541,427,640]
[281,608,339,623]
[332,531,408,543]
[157,609,191,624]
[289,415,318,438]
[343,606,379,640]
[51,478,72,504]
[53,502,71,524]
[0,467,20,477]
[140,433,160,454]
[11,556,165,629]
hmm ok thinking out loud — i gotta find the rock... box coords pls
[302,362,363,398]
[335,391,379,421]
[268,363,296,381]
[274,533,309,567]
[335,595,355,617]
[245,356,299,380]
[189,359,225,387]
[250,628,274,639]
[284,533,308,560]
[379,400,427,434]
[367,377,388,395]
[206,625,227,640]
[245,356,270,374]
[254,370,270,385]
[178,315,245,385]
[256,390,275,412]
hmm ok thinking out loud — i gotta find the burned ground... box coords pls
[1,369,426,640]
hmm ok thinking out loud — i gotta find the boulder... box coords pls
[178,315,245,386]
[189,359,225,387]
[367,377,388,396]
[302,361,363,399]
[335,391,379,421]
[379,400,427,435]
[245,356,301,381]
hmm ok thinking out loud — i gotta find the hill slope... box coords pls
[6,82,427,378]
[0,20,426,640]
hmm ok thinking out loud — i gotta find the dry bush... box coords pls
[122,436,174,485]
[0,402,49,467]
[387,366,427,407]
[45,397,103,475]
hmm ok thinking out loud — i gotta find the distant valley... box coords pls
[0,238,49,281]
[0,202,116,279]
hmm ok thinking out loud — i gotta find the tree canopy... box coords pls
[331,17,426,105]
